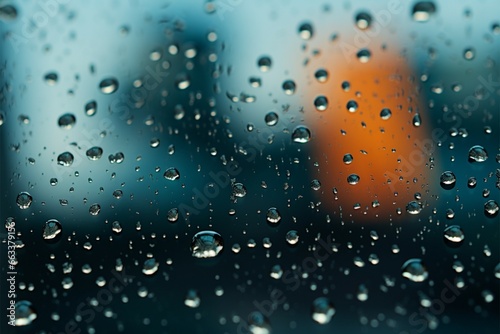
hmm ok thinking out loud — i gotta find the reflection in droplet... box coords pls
[311,297,336,324]
[257,56,272,72]
[292,126,312,143]
[380,108,392,120]
[401,259,428,282]
[99,77,119,94]
[266,207,281,224]
[347,174,360,185]
[191,231,224,258]
[265,112,279,126]
[44,72,58,85]
[85,100,97,116]
[14,301,37,326]
[355,12,372,30]
[248,311,271,334]
[164,167,180,180]
[484,200,499,217]
[142,258,159,276]
[314,96,328,111]
[443,225,464,243]
[282,80,296,95]
[43,219,62,240]
[314,69,328,82]
[356,49,371,63]
[16,192,33,209]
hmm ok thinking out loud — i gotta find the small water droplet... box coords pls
[266,207,281,224]
[16,192,33,209]
[356,49,371,63]
[44,72,58,85]
[89,203,101,216]
[14,301,37,326]
[314,96,328,111]
[484,200,499,217]
[346,100,358,112]
[298,22,314,40]
[343,153,353,164]
[443,225,464,243]
[142,258,159,275]
[43,219,62,240]
[311,297,336,324]
[440,171,456,189]
[355,12,372,30]
[314,69,329,83]
[286,230,299,245]
[57,152,74,167]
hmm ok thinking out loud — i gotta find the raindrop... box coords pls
[291,126,312,143]
[311,179,321,190]
[14,301,37,326]
[85,101,97,116]
[468,145,488,162]
[89,203,101,216]
[167,208,179,222]
[463,48,475,60]
[311,297,336,324]
[0,5,18,20]
[184,289,200,308]
[163,167,180,180]
[57,152,74,167]
[248,311,271,334]
[347,174,360,185]
[401,259,428,282]
[86,147,103,160]
[191,231,224,258]
[43,219,62,240]
[286,230,299,245]
[440,171,456,189]
[356,49,371,63]
[346,100,358,112]
[343,153,353,164]
[175,73,190,90]
[380,108,392,120]
[412,1,436,22]
[99,77,119,94]
[314,69,328,82]
[484,200,499,217]
[266,207,281,224]
[232,183,247,198]
[406,201,422,215]
[314,96,328,111]
[443,225,464,243]
[257,56,272,72]
[58,113,76,129]
[298,22,314,40]
[264,112,279,126]
[282,80,296,95]
[355,12,372,30]
[142,258,159,275]
[44,72,58,85]
[16,192,33,209]
[412,113,422,127]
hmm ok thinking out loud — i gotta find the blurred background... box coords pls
[0,0,499,333]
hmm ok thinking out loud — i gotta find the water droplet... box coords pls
[379,108,392,120]
[286,230,299,245]
[257,56,272,72]
[0,5,18,20]
[443,225,464,243]
[50,178,58,186]
[58,113,76,129]
[232,183,247,198]
[311,179,321,191]
[406,201,422,215]
[440,171,456,189]
[347,174,360,185]
[112,221,122,234]
[142,258,159,275]
[292,125,311,143]
[311,297,336,324]
[282,80,296,95]
[468,145,488,162]
[343,153,353,164]
[412,1,436,22]
[85,100,97,116]
[89,203,101,216]
[401,259,428,282]
[184,289,201,308]
[412,113,422,127]
[355,12,372,30]
[249,77,262,87]
[113,190,123,199]
[150,138,160,148]
[57,152,74,167]
[175,73,190,90]
[191,231,224,258]
[43,219,62,240]
[346,100,358,112]
[266,207,281,224]
[264,112,279,126]
[298,22,314,40]
[484,200,499,217]
[149,49,162,61]
[14,301,37,326]
[356,49,371,63]
[314,96,328,111]
[99,78,119,94]
[86,147,103,160]
[341,81,351,91]
[167,208,179,222]
[163,167,180,180]
[247,311,271,334]
[463,48,475,60]
[108,152,125,164]
[270,264,283,279]
[44,72,58,85]
[16,192,33,209]
[314,69,328,83]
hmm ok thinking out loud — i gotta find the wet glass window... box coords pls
[1,0,499,333]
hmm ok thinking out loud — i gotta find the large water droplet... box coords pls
[412,2,436,22]
[292,125,312,143]
[184,289,201,308]
[468,145,488,162]
[406,201,422,215]
[356,49,371,63]
[266,207,281,224]
[298,22,314,40]
[440,171,456,189]
[164,167,180,180]
[16,192,33,209]
[265,112,279,126]
[44,72,58,85]
[484,200,499,217]
[443,225,464,243]
[14,301,37,326]
[401,259,428,282]
[257,56,272,72]
[86,147,103,160]
[43,219,62,240]
[314,96,328,111]
[311,297,336,324]
[232,183,247,198]
[142,258,159,275]
[58,113,76,129]
[191,231,224,258]
[57,152,74,167]
[355,12,372,30]
[286,230,299,245]
[99,78,119,94]
[346,100,358,112]
[282,80,296,95]
[89,203,101,216]
[343,153,353,164]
